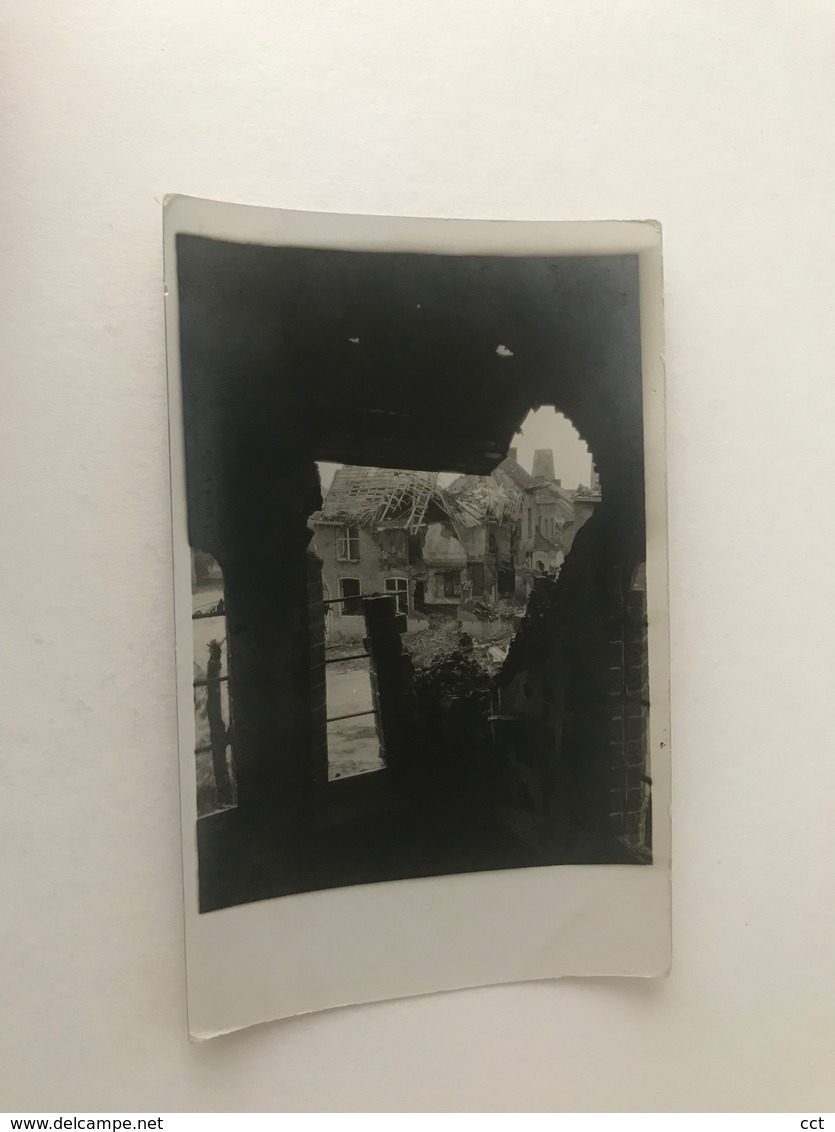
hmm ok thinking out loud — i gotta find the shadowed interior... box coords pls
[176,237,650,912]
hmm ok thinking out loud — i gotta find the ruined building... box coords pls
[309,464,521,636]
[308,466,450,637]
[312,448,582,636]
[458,447,579,592]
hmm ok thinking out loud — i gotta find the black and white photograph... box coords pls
[165,199,670,1034]
[9,0,834,1108]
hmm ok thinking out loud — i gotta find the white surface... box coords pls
[165,203,670,1038]
[3,0,834,1112]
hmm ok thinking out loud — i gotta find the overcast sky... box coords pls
[317,408,593,494]
[506,407,592,489]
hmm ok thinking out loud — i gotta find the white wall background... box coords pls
[3,0,835,1112]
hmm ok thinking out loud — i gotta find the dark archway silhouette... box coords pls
[176,238,649,910]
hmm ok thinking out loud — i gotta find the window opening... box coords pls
[385,577,409,615]
[337,524,360,561]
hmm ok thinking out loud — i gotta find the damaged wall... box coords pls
[494,506,649,860]
[309,523,416,621]
[176,236,648,894]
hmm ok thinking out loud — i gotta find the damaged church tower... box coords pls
[531,448,556,482]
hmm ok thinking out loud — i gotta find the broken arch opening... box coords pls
[308,409,602,788]
[175,234,651,911]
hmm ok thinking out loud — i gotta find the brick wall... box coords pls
[494,509,651,859]
[606,563,650,850]
[311,523,412,631]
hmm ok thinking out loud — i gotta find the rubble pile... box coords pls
[404,616,513,676]
[403,617,464,668]
[410,649,494,749]
[459,596,524,623]
[401,600,528,760]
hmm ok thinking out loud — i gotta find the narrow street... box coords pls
[325,658,383,780]
[192,583,382,794]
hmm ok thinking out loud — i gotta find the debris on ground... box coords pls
[325,640,372,673]
[411,650,493,745]
[459,596,525,622]
[487,643,509,665]
[402,616,463,668]
[403,613,514,677]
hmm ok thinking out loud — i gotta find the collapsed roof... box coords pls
[315,455,578,539]
[316,465,471,535]
[445,472,523,527]
[491,455,535,492]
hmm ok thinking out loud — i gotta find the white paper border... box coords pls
[163,197,671,1040]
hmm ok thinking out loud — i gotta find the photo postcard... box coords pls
[164,197,671,1038]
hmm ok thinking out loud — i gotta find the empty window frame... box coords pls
[442,571,461,599]
[384,577,409,615]
[469,562,485,596]
[337,524,360,562]
[337,577,362,616]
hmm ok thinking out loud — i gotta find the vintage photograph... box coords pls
[172,214,659,917]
